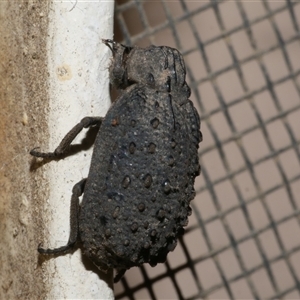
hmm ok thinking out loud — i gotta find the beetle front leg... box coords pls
[30,116,103,158]
[38,178,87,255]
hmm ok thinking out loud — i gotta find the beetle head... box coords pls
[102,39,133,89]
[103,40,190,97]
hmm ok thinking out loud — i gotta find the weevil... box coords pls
[31,40,202,282]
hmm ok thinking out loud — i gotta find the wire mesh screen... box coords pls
[113,1,300,299]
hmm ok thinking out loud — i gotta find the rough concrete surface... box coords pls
[0,2,49,299]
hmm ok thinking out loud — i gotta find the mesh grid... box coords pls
[113,1,300,299]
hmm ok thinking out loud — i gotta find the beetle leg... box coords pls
[38,178,86,255]
[30,116,103,158]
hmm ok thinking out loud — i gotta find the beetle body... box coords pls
[31,41,202,281]
[79,42,201,274]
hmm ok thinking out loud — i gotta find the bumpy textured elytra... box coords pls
[30,40,202,282]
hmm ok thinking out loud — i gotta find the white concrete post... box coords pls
[44,1,114,298]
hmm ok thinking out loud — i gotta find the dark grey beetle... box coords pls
[31,40,202,282]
